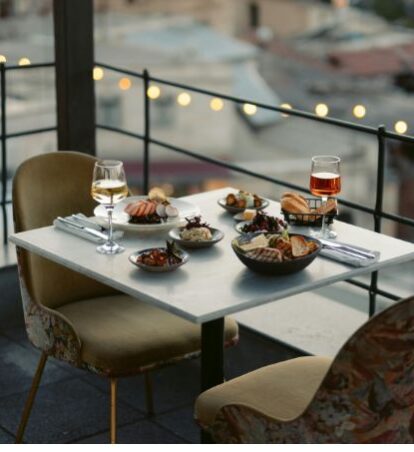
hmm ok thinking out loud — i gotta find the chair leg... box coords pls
[110,378,117,444]
[144,372,154,416]
[15,352,48,444]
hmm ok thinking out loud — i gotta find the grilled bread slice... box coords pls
[291,235,309,257]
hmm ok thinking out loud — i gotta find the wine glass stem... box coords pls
[106,205,114,246]
[320,196,328,238]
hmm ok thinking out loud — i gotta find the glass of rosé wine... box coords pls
[310,155,341,239]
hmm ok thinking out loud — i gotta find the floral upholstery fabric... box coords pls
[207,296,414,443]
[17,248,82,367]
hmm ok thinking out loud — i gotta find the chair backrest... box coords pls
[13,151,117,309]
[305,295,414,443]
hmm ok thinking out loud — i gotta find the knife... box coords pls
[319,238,376,259]
[70,213,105,231]
[57,217,108,240]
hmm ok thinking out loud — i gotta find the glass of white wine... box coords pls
[91,160,128,254]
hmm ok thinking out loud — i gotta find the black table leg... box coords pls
[200,317,225,443]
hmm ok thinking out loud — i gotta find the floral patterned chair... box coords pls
[195,295,414,443]
[13,151,239,443]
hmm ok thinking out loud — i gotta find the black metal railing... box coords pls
[0,61,57,246]
[1,60,414,315]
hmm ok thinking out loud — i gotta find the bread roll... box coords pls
[281,193,310,214]
[316,198,337,215]
[148,187,167,203]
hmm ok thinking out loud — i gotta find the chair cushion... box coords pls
[195,356,332,426]
[57,294,238,376]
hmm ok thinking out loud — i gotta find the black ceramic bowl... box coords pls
[129,247,189,272]
[231,233,321,276]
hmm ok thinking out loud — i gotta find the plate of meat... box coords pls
[94,188,200,232]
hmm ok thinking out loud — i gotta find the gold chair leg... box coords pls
[144,372,154,416]
[15,352,48,444]
[110,378,117,444]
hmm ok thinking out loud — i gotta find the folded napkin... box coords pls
[54,214,123,244]
[319,239,380,267]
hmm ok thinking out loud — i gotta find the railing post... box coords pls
[369,125,386,316]
[53,0,96,154]
[143,69,150,193]
[0,62,7,245]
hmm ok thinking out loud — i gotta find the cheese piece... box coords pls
[243,209,256,221]
[239,234,269,252]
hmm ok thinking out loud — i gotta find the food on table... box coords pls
[125,200,157,217]
[281,192,310,214]
[291,235,312,257]
[281,192,337,215]
[124,187,179,224]
[315,198,337,215]
[137,241,183,267]
[180,216,213,242]
[243,209,256,221]
[237,232,319,263]
[148,187,168,203]
[238,233,269,252]
[245,247,283,263]
[226,191,263,209]
[240,212,287,234]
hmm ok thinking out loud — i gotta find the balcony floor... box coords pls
[0,266,303,444]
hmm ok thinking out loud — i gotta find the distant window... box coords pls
[249,2,260,29]
[152,95,175,127]
[97,96,121,127]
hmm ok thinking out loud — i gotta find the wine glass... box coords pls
[91,160,128,254]
[310,155,341,239]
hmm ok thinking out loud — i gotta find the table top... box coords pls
[10,187,414,324]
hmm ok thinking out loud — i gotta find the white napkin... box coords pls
[320,241,380,267]
[54,214,123,244]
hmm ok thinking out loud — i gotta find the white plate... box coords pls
[94,196,200,232]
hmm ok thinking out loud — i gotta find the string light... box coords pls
[147,85,161,99]
[315,103,329,117]
[177,92,191,107]
[243,103,257,115]
[395,121,408,134]
[118,77,131,90]
[0,55,6,63]
[353,104,366,119]
[93,67,104,81]
[210,97,224,112]
[18,57,31,66]
[280,103,292,117]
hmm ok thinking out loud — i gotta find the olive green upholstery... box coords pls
[58,294,238,376]
[13,151,117,309]
[195,356,332,426]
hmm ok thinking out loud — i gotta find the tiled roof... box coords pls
[328,43,414,76]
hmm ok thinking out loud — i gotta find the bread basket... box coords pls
[281,198,338,227]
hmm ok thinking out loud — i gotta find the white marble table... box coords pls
[9,187,414,393]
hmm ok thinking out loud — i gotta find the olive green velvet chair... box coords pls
[13,151,239,444]
[195,295,414,443]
